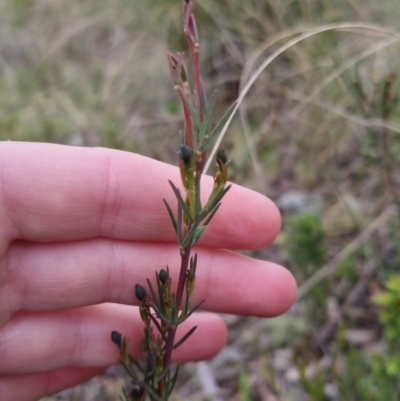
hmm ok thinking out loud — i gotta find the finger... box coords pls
[0,304,227,375]
[0,367,104,401]
[4,239,296,322]
[0,142,280,251]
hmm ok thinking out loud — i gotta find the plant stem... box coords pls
[163,238,193,367]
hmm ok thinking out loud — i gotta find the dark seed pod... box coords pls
[130,386,141,399]
[159,269,170,283]
[135,284,147,302]
[180,145,192,165]
[217,148,228,165]
[111,330,122,346]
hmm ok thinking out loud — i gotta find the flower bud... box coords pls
[111,330,122,347]
[217,148,228,165]
[180,144,192,165]
[159,268,170,283]
[135,284,147,302]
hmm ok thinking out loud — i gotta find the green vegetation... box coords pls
[9,0,399,399]
[282,212,327,277]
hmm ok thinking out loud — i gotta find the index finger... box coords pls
[0,142,280,250]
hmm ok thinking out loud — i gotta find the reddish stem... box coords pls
[178,89,194,148]
[163,238,193,367]
[192,47,204,122]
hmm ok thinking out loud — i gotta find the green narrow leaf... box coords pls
[198,91,218,144]
[178,299,205,324]
[180,92,201,130]
[166,366,180,398]
[194,167,202,218]
[128,355,146,374]
[171,293,177,324]
[157,362,172,382]
[147,344,158,376]
[150,302,170,326]
[177,201,182,245]
[162,198,177,234]
[206,184,232,213]
[146,278,160,310]
[201,100,237,152]
[191,203,222,247]
[183,286,190,316]
[120,361,138,381]
[202,202,221,226]
[173,326,198,349]
[155,272,163,305]
[139,381,163,401]
[148,313,167,342]
[193,225,208,242]
[168,180,194,223]
[190,253,198,272]
[180,219,201,248]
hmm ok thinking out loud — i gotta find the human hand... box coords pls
[0,142,296,401]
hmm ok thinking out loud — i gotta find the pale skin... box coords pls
[0,142,297,401]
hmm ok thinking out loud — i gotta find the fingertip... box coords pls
[207,186,282,250]
[257,195,282,248]
[237,189,282,249]
[266,264,297,317]
[173,313,227,361]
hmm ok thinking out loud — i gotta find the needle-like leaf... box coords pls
[163,198,177,234]
[173,326,197,349]
[166,366,180,399]
[178,299,205,324]
[201,101,237,152]
[198,91,217,144]
[146,278,160,311]
[168,180,194,223]
[179,90,201,131]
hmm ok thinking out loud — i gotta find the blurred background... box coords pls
[1,0,400,399]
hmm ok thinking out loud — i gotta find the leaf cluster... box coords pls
[111,265,204,401]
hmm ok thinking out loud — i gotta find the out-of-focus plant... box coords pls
[281,212,328,276]
[350,68,400,218]
[374,275,400,375]
[238,370,252,401]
